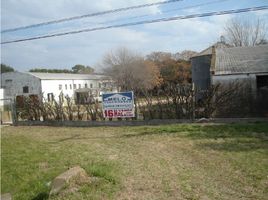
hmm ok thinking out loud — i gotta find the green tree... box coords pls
[29,68,72,73]
[146,52,191,85]
[72,65,94,74]
[72,64,85,73]
[1,63,15,73]
[82,66,95,74]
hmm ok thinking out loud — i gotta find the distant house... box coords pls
[1,72,117,104]
[191,44,268,99]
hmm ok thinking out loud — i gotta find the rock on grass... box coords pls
[50,166,89,196]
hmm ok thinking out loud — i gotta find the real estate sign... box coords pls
[102,91,135,118]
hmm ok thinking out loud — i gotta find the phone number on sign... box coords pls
[103,109,134,118]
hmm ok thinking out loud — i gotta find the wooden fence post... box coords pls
[11,98,17,125]
[192,83,195,121]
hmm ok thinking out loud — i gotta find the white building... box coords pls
[0,88,4,107]
[1,72,117,104]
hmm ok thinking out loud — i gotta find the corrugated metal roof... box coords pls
[215,45,268,75]
[28,72,109,80]
[193,42,232,57]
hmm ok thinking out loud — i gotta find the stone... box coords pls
[49,166,88,195]
[1,193,12,200]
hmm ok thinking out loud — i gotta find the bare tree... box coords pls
[173,50,197,61]
[102,47,162,92]
[224,17,267,46]
[146,51,172,62]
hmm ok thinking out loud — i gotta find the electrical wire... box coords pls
[45,0,229,32]
[1,0,183,33]
[1,6,267,45]
[97,0,229,26]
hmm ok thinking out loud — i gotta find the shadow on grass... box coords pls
[121,125,184,138]
[122,123,268,139]
[55,134,80,142]
[45,123,268,152]
[195,139,268,152]
[122,131,160,138]
[186,123,268,140]
[31,192,49,200]
[122,123,268,152]
[48,135,119,144]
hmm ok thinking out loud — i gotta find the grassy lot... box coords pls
[1,123,268,200]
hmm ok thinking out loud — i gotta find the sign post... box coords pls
[102,91,135,118]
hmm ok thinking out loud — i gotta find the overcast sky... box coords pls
[1,0,268,72]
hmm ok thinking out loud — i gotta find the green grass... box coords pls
[1,123,268,200]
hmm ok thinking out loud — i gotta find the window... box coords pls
[47,93,54,102]
[65,84,68,90]
[257,75,268,89]
[23,86,29,93]
[85,84,88,88]
[99,83,101,88]
[79,84,81,89]
[5,79,12,83]
[73,84,77,89]
[59,84,62,90]
[90,83,93,88]
[70,84,72,89]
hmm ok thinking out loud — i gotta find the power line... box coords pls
[58,0,228,30]
[97,0,229,26]
[1,0,183,33]
[1,6,267,45]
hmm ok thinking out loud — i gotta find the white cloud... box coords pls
[1,0,268,72]
[1,26,150,71]
[1,0,161,29]
[254,10,268,17]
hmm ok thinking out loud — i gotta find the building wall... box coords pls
[1,72,117,103]
[212,73,256,93]
[212,73,254,83]
[213,73,268,96]
[212,73,268,116]
[191,55,212,100]
[41,79,102,100]
[191,55,212,90]
[41,79,117,102]
[0,88,4,107]
[1,72,41,99]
